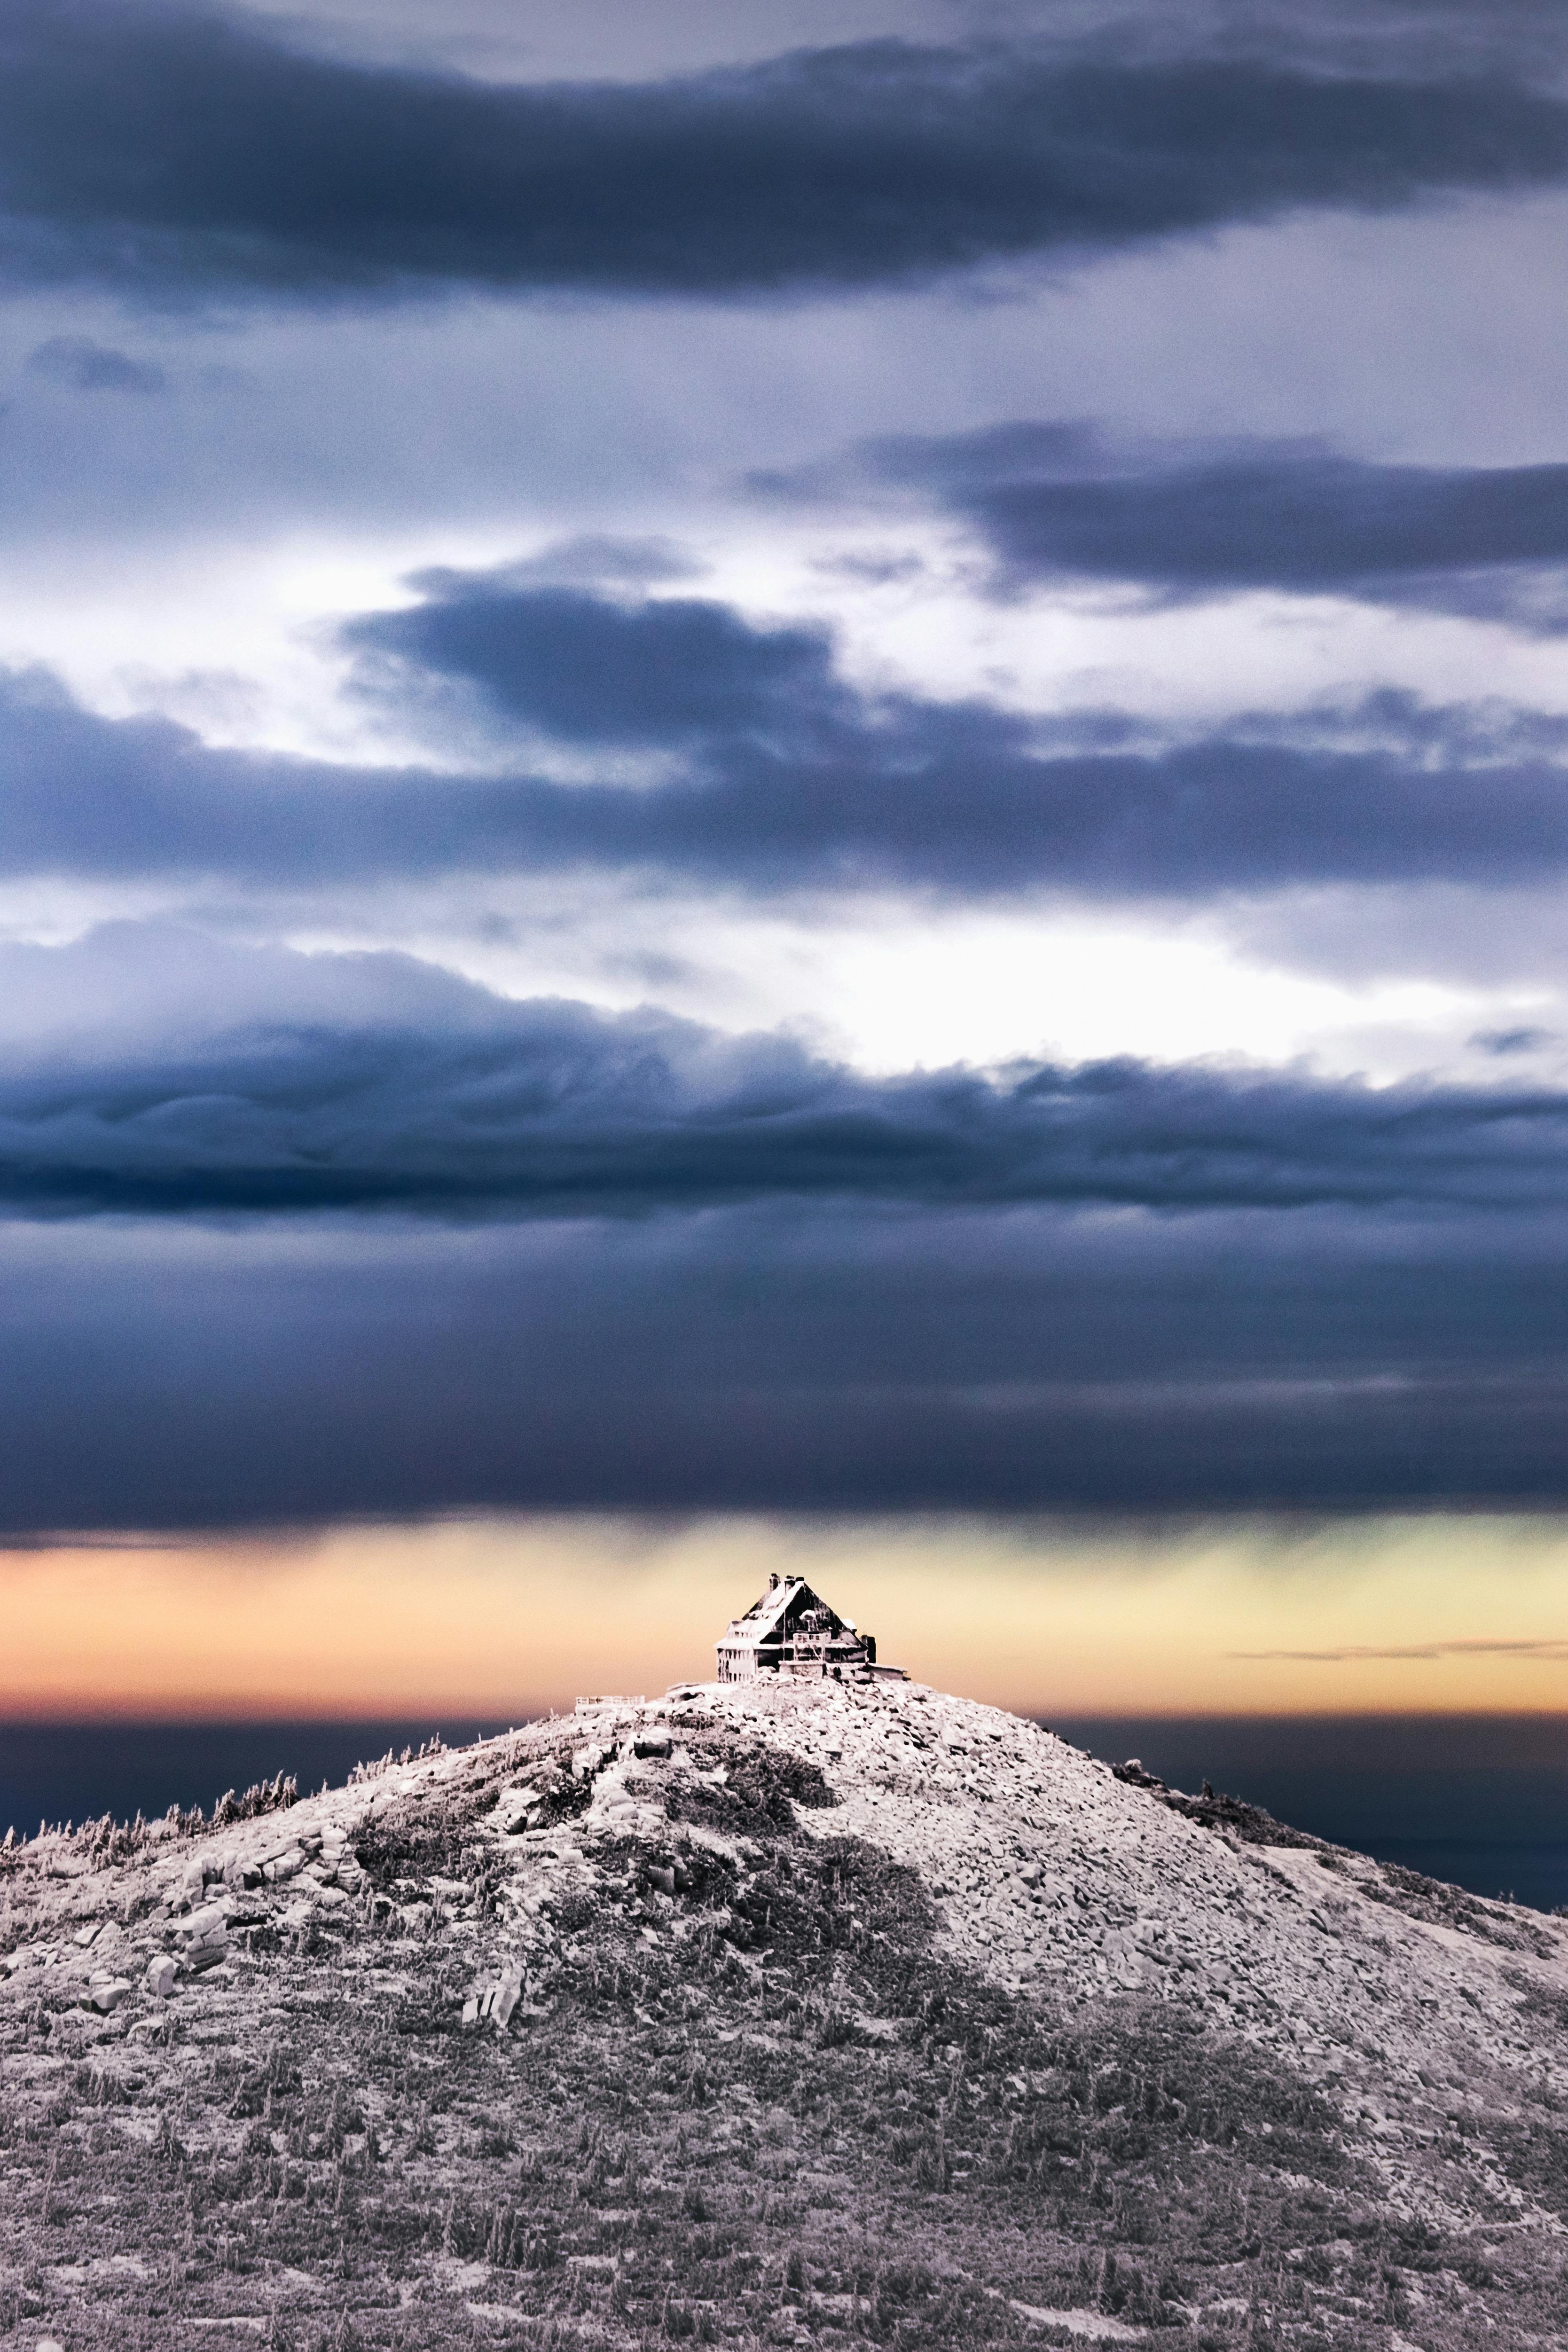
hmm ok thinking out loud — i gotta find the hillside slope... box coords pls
[4,1677,1568,2348]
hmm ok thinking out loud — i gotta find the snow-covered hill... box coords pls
[5,1676,1568,2348]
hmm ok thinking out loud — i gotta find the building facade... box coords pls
[715,1576,904,1681]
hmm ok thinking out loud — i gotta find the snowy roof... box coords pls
[720,1576,857,1646]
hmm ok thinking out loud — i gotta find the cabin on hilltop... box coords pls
[715,1575,906,1682]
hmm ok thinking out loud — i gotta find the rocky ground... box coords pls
[4,1676,1568,2349]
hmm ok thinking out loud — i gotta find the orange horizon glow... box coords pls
[6,1511,1568,1723]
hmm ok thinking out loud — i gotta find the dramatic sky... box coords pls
[7,0,1568,1715]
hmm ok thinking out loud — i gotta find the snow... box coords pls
[8,1666,1568,2341]
[690,1672,1568,2209]
[1008,2302,1145,2340]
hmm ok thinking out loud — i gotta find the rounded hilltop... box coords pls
[5,1662,1568,2344]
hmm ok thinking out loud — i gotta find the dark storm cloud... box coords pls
[8,940,1568,1218]
[9,626,1568,898]
[346,576,842,745]
[5,1196,1568,1527]
[847,423,1568,626]
[11,584,1568,900]
[4,4,1568,300]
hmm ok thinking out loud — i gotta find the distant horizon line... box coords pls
[7,1702,1568,1727]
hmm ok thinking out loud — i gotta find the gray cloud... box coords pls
[833,421,1568,627]
[9,594,1568,902]
[1,930,1566,1524]
[3,6,1568,302]
[1472,1025,1559,1056]
[345,572,841,746]
[4,1191,1568,1527]
[8,928,1568,1218]
[5,5,1568,1541]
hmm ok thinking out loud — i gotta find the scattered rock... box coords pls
[179,1901,228,1943]
[8,1674,1568,2348]
[178,1905,229,1973]
[497,1789,543,1835]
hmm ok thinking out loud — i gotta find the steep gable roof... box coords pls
[724,1576,856,1644]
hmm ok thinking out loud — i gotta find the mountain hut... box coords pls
[714,1576,905,1681]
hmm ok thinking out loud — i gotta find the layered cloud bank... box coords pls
[4,935,1568,1217]
[4,1191,1568,1524]
[5,6,1568,299]
[1,927,1567,1522]
[3,0,1568,1557]
[859,424,1568,628]
[6,602,1568,901]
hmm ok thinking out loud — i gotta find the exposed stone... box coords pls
[11,1670,1568,2344]
[498,1789,543,1835]
[178,1902,230,1974]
